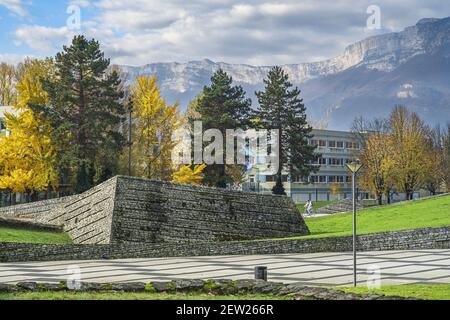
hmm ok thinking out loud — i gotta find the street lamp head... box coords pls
[346,159,363,174]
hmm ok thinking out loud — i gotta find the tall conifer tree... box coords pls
[35,36,125,193]
[196,69,253,188]
[256,66,318,195]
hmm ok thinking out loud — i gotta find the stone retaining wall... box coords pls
[36,178,118,245]
[1,226,448,263]
[0,196,76,220]
[0,176,310,244]
[111,176,309,244]
[0,218,63,233]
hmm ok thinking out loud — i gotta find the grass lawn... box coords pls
[292,195,450,240]
[337,284,450,300]
[0,227,72,244]
[0,292,290,300]
[297,200,339,213]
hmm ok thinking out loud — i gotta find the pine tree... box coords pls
[196,69,253,188]
[34,35,125,193]
[256,66,318,195]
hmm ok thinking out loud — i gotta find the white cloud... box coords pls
[69,0,91,8]
[14,25,74,52]
[0,0,26,16]
[0,53,31,64]
[8,0,450,66]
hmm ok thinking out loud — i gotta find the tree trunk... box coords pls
[386,194,391,204]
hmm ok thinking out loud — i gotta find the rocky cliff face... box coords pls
[117,17,450,130]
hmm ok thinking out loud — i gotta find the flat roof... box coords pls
[311,128,354,135]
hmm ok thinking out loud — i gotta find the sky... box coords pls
[1,0,450,66]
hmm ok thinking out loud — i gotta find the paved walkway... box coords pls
[1,250,449,287]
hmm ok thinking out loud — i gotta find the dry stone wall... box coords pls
[0,176,309,244]
[111,176,309,244]
[1,226,448,263]
[35,177,118,244]
[0,196,76,220]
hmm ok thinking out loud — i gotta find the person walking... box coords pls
[304,200,313,216]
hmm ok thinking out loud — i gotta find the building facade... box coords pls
[246,129,369,203]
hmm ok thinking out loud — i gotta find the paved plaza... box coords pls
[1,250,449,287]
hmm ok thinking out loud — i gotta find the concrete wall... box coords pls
[1,226,448,262]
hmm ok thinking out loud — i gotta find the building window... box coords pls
[346,142,359,149]
[310,176,327,184]
[292,175,305,183]
[265,175,289,182]
[336,141,344,149]
[329,158,344,166]
[318,157,327,165]
[329,176,345,183]
[312,140,326,147]
[328,141,336,148]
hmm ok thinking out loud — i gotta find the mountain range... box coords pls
[117,17,450,130]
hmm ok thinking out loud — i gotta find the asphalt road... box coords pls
[1,250,449,287]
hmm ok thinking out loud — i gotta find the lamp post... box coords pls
[255,167,260,193]
[127,97,133,177]
[346,160,363,287]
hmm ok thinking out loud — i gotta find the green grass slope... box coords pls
[0,227,71,244]
[300,195,450,239]
[337,284,450,300]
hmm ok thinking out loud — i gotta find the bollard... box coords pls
[255,266,268,281]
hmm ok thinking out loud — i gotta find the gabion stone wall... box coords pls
[0,176,310,244]
[109,176,311,243]
[110,176,309,244]
[1,226,448,263]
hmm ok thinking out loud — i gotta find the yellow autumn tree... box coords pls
[172,164,206,186]
[0,63,17,106]
[128,76,184,180]
[390,106,429,200]
[360,132,396,205]
[0,59,57,196]
[330,183,342,199]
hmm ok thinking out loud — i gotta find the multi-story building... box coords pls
[246,129,369,203]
